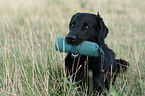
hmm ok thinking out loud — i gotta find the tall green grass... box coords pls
[0,0,145,95]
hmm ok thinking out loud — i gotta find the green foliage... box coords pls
[0,0,145,95]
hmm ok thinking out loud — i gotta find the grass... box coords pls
[0,0,145,95]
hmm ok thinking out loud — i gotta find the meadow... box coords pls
[0,0,145,95]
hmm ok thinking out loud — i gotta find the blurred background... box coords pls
[0,0,145,95]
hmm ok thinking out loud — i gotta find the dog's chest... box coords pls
[87,57,102,71]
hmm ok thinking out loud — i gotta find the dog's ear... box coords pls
[96,13,109,45]
[69,13,81,28]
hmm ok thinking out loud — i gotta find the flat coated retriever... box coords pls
[65,12,129,95]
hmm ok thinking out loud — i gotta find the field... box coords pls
[0,0,145,95]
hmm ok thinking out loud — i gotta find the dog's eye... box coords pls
[71,22,76,28]
[71,24,75,27]
[85,26,89,29]
[83,23,89,29]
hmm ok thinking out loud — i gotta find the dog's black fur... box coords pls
[65,13,129,95]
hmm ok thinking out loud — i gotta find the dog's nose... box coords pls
[66,35,77,42]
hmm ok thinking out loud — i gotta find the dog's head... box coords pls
[66,12,108,45]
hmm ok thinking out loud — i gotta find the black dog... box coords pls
[65,13,129,95]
